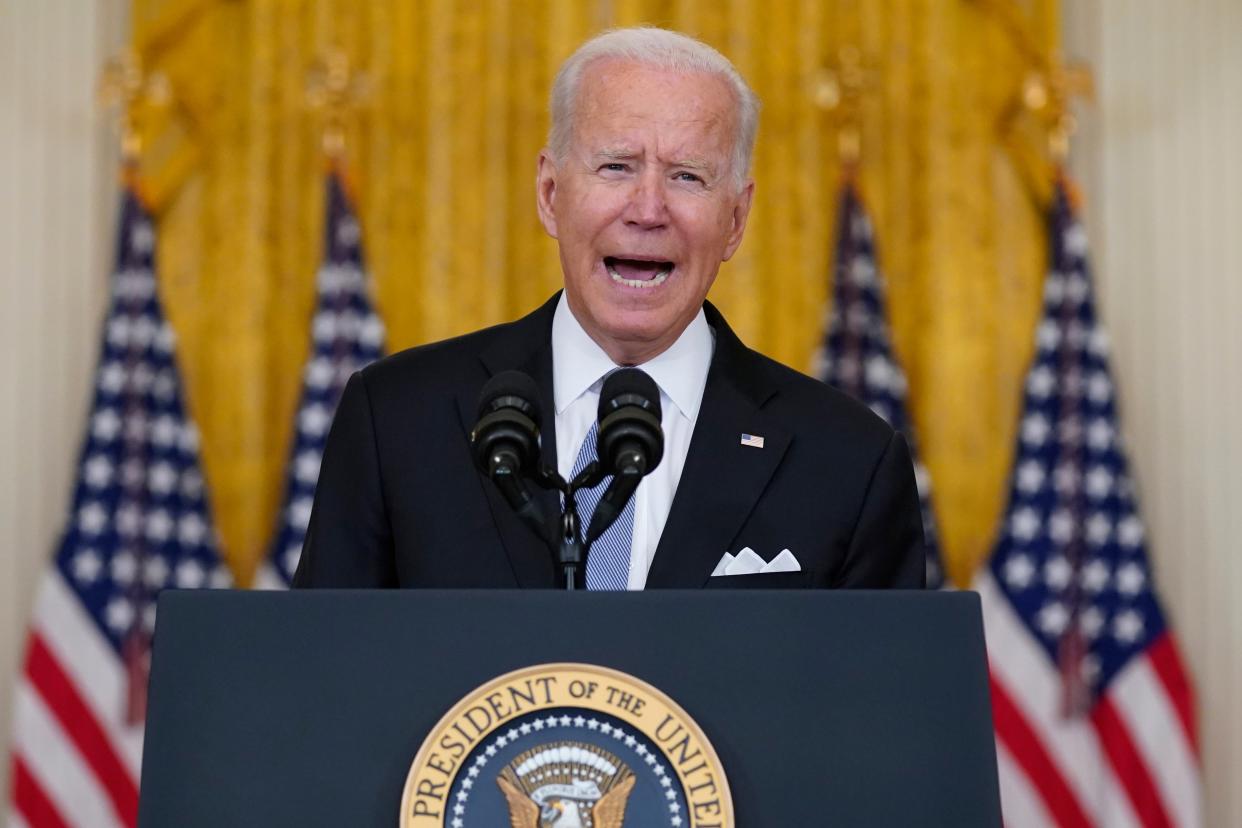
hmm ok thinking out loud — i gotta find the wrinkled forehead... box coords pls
[571,59,738,155]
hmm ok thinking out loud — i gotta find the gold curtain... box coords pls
[131,0,1060,587]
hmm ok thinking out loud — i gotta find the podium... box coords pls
[138,589,1001,826]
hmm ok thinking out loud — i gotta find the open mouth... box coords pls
[604,256,674,289]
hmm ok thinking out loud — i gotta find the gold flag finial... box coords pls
[306,47,372,159]
[810,45,872,166]
[98,49,171,163]
[1022,59,1094,162]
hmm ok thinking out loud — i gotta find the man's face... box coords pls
[536,60,754,365]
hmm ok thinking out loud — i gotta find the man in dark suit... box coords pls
[294,27,925,590]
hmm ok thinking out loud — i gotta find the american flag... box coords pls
[253,170,384,588]
[7,183,231,827]
[979,178,1201,826]
[813,176,945,588]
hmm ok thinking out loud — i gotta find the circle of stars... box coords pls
[445,713,686,828]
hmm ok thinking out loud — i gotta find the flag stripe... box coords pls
[8,186,229,827]
[250,561,286,591]
[26,632,139,825]
[978,573,1104,815]
[1108,651,1202,828]
[994,740,1056,828]
[976,178,1199,827]
[1097,758,1146,828]
[1146,633,1199,758]
[11,756,70,828]
[803,176,1197,828]
[990,673,1093,828]
[36,571,142,772]
[1092,696,1174,828]
[13,684,120,828]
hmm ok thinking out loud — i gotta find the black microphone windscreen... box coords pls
[597,368,662,421]
[477,370,542,426]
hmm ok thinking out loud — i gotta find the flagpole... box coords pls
[811,44,870,176]
[98,49,171,201]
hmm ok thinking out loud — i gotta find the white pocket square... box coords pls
[711,547,801,577]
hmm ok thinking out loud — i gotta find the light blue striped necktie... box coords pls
[570,420,636,590]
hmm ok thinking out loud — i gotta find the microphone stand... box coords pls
[533,463,605,591]
[557,499,584,591]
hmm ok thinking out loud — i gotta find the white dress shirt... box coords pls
[551,293,714,589]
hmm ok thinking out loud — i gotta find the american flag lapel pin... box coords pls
[740,433,765,449]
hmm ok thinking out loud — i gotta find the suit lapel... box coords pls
[454,295,789,589]
[455,294,561,588]
[645,305,791,588]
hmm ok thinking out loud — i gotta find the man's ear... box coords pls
[535,150,559,239]
[721,179,755,262]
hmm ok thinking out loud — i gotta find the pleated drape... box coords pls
[131,0,1059,586]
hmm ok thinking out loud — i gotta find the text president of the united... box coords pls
[293,27,926,590]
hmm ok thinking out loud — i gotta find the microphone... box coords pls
[471,371,546,540]
[471,371,541,479]
[585,369,664,544]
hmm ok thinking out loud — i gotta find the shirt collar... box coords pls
[551,292,714,421]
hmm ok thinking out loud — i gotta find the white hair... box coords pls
[548,27,760,190]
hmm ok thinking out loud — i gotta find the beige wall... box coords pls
[1065,2,1242,825]
[0,0,126,801]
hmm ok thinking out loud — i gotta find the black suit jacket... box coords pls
[293,293,925,589]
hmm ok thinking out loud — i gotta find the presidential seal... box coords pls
[400,663,732,828]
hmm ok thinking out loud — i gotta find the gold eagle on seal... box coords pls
[496,741,636,828]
